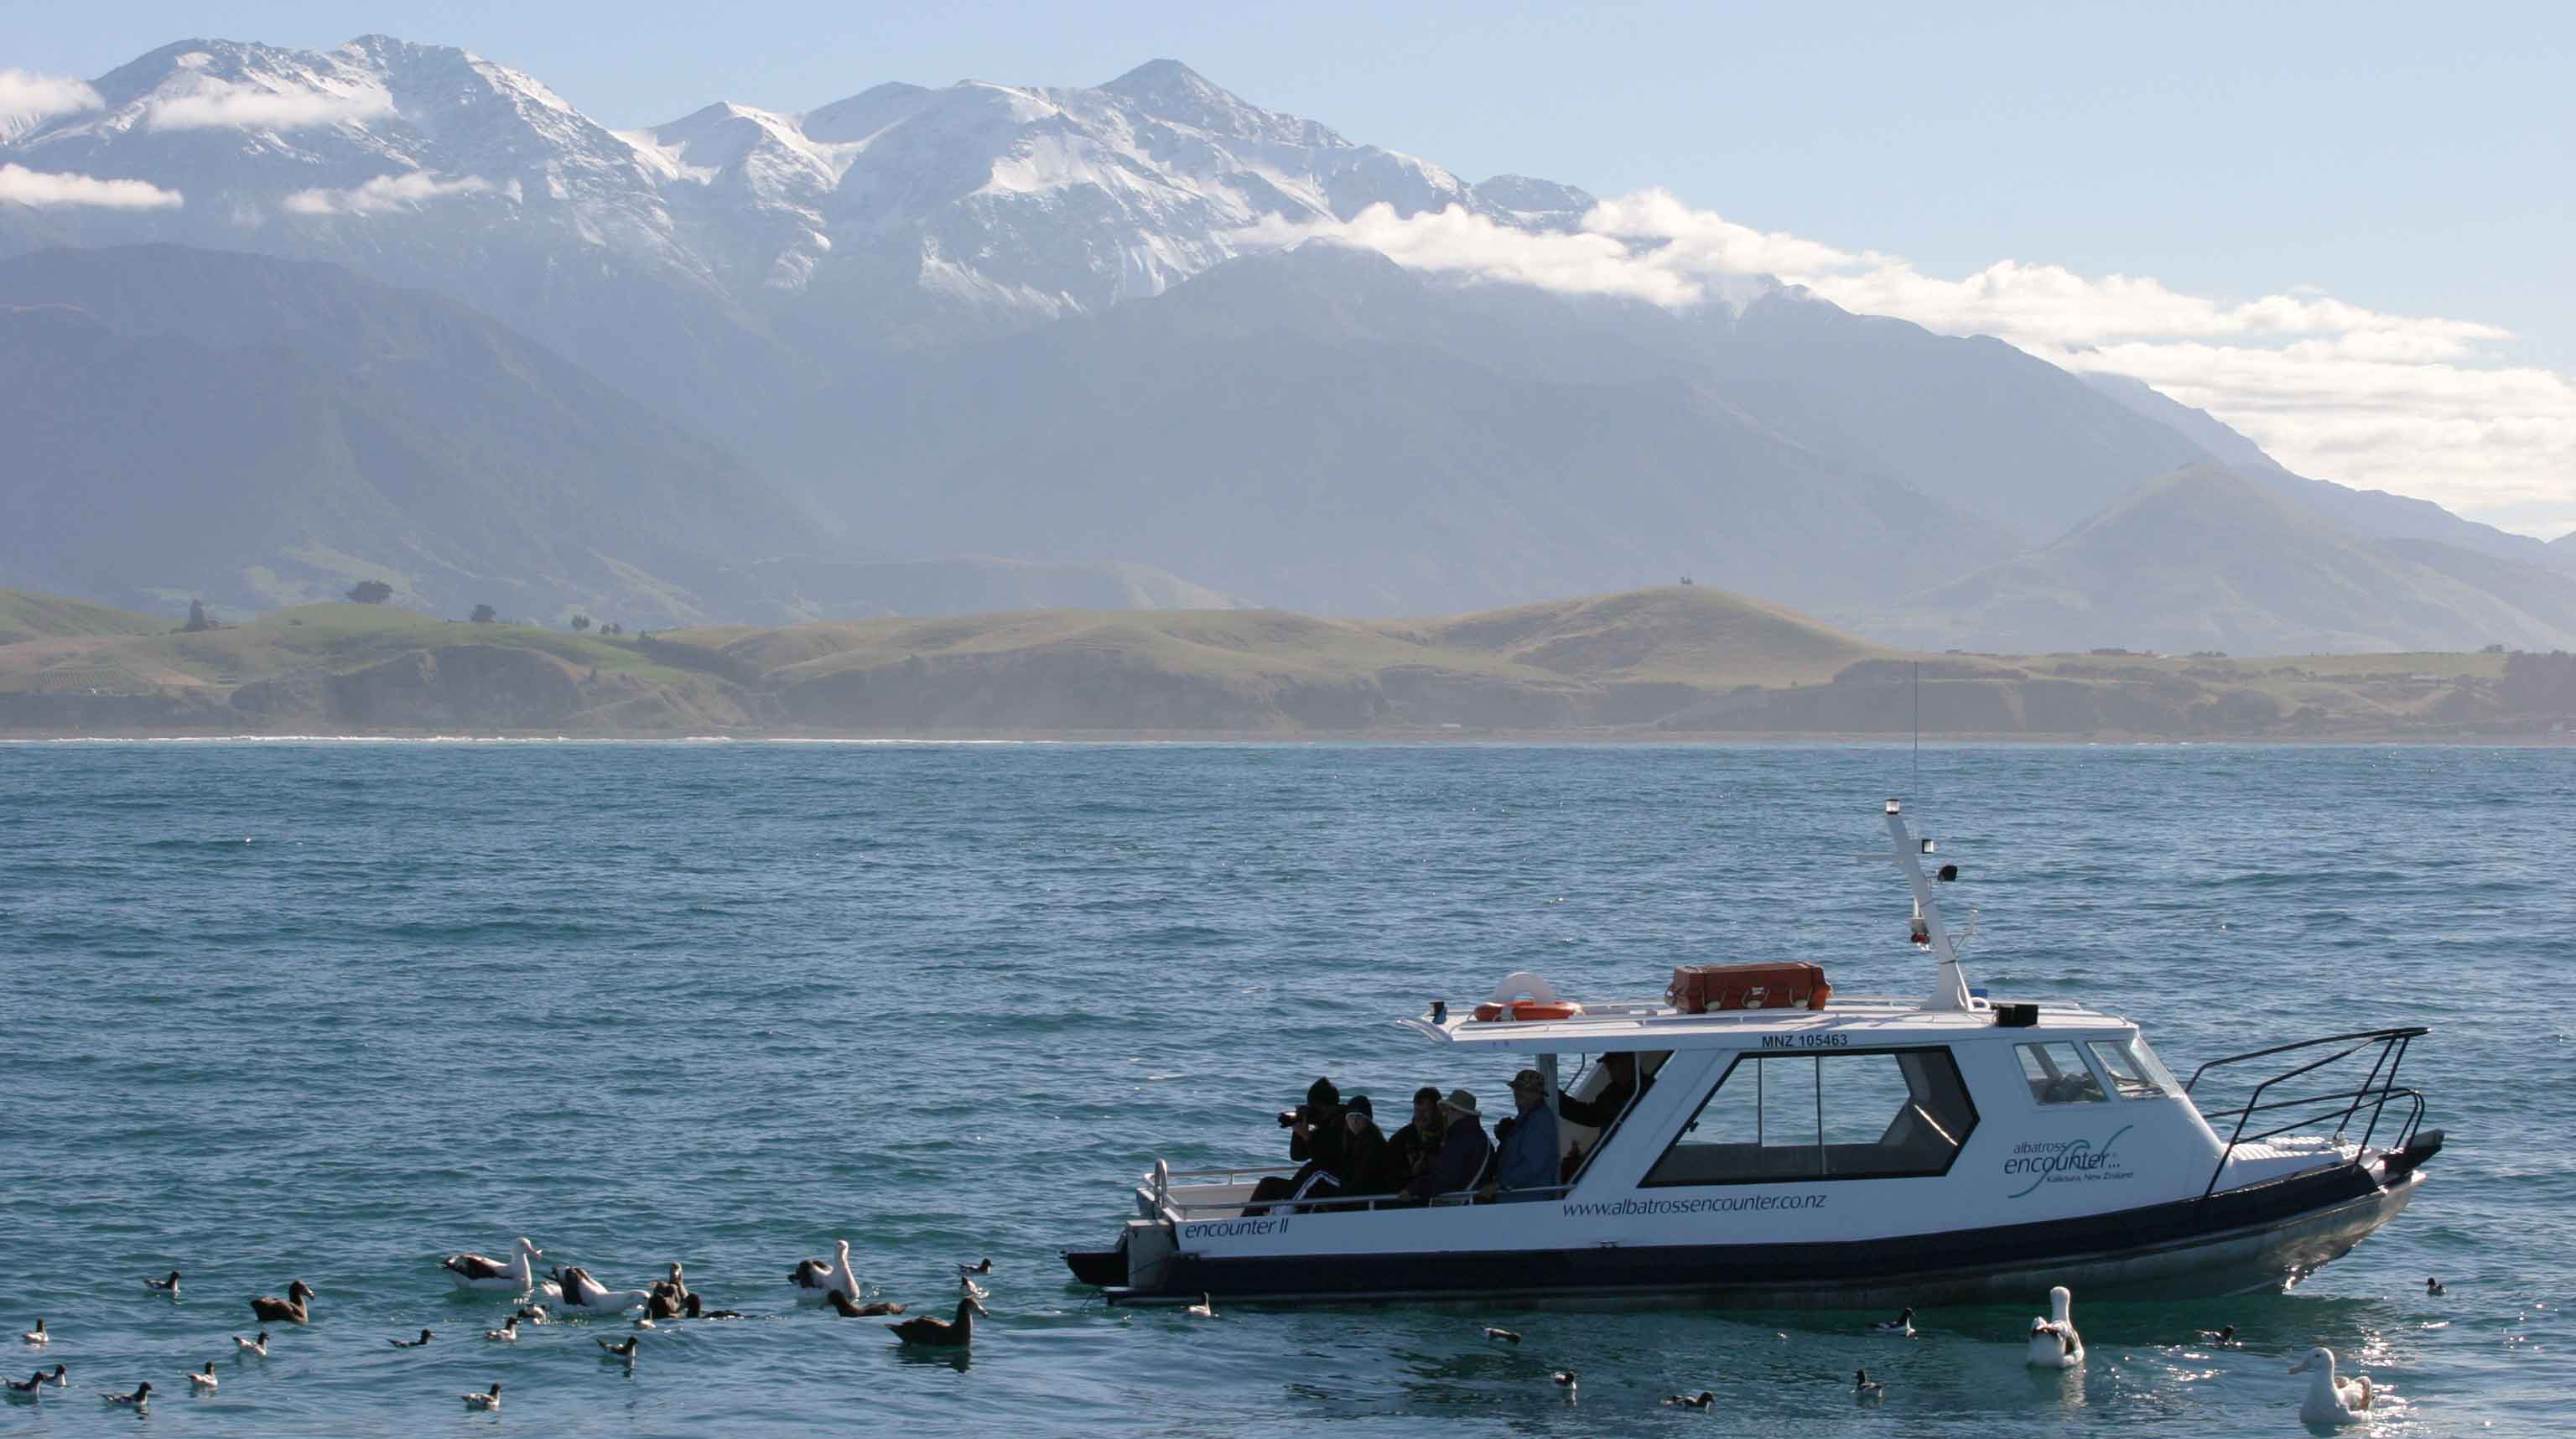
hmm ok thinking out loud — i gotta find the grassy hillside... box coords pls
[0,584,2553,738]
[0,587,168,647]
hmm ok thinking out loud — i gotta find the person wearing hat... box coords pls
[1384,1086,1446,1196]
[1405,1088,1492,1201]
[1491,1068,1561,1201]
[1339,1095,1391,1197]
[1245,1077,1348,1213]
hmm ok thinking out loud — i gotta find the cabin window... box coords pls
[2018,1042,2108,1104]
[1641,1047,1976,1187]
[2085,1036,2176,1099]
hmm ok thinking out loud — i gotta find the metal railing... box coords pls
[2184,1026,2429,1201]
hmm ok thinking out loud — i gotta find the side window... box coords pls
[2018,1042,2107,1104]
[1644,1048,1976,1187]
[2086,1036,2174,1099]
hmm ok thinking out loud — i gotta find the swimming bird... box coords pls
[43,1367,64,1388]
[2195,1324,2237,1345]
[888,1293,987,1348]
[462,1382,501,1410]
[2288,1346,2373,1424]
[645,1285,683,1322]
[958,1259,993,1276]
[2027,1286,2085,1368]
[512,1306,548,1326]
[19,1320,43,1347]
[682,1294,747,1321]
[790,1239,863,1305]
[1665,1390,1714,1408]
[1871,1307,1917,1338]
[597,1336,638,1358]
[248,1280,314,1324]
[1183,1294,1217,1319]
[1550,1369,1579,1392]
[481,1317,519,1343]
[99,1382,151,1408]
[961,1278,991,1302]
[548,1265,651,1312]
[1855,1369,1886,1400]
[188,1363,217,1392]
[2427,1276,2445,1296]
[389,1329,434,1348]
[823,1289,906,1317]
[143,1271,181,1295]
[232,1333,267,1358]
[1482,1326,1521,1343]
[444,1238,550,1296]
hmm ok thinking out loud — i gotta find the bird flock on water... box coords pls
[10,1265,2437,1421]
[8,1240,1002,1414]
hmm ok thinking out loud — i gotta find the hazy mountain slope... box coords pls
[736,555,1245,621]
[795,245,2012,616]
[0,587,167,646]
[1871,465,2576,654]
[0,246,819,622]
[1383,584,1885,687]
[2080,371,2555,567]
[2552,531,2576,572]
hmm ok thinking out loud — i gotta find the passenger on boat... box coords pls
[1406,1090,1492,1200]
[1490,1069,1561,1201]
[1557,1051,1644,1127]
[1245,1078,1348,1212]
[1339,1096,1391,1198]
[1385,1087,1445,1192]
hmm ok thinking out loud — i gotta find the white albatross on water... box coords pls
[2289,1347,2374,1424]
[187,1363,217,1391]
[789,1239,863,1306]
[462,1382,501,1410]
[2027,1286,2085,1368]
[443,1238,553,1296]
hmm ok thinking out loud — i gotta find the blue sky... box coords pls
[10,1,2572,531]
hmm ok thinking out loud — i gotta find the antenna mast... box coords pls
[1884,799,1972,1011]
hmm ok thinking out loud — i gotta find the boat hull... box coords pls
[1098,1161,2423,1308]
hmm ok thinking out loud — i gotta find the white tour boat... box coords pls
[1066,800,2440,1307]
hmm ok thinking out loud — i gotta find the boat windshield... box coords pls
[2087,1035,2179,1099]
[2018,1042,2108,1104]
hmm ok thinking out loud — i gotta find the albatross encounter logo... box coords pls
[2004,1126,2135,1199]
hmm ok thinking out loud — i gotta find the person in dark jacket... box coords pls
[1384,1086,1444,1192]
[1245,1077,1347,1213]
[1558,1052,1644,1128]
[1337,1095,1392,1202]
[1406,1089,1492,1200]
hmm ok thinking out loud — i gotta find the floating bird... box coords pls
[232,1333,268,1358]
[597,1336,639,1358]
[1855,1369,1886,1400]
[512,1306,548,1326]
[99,1382,151,1408]
[1871,1307,1917,1338]
[143,1271,181,1295]
[790,1240,863,1306]
[2027,1286,2085,1369]
[4,1371,47,1401]
[389,1329,434,1349]
[548,1265,651,1312]
[462,1382,501,1410]
[2195,1324,2237,1345]
[961,1279,991,1302]
[823,1289,906,1317]
[19,1320,44,1347]
[481,1317,519,1343]
[188,1363,217,1392]
[43,1367,65,1388]
[1482,1326,1522,1344]
[958,1259,994,1276]
[248,1280,314,1324]
[2288,1346,2373,1424]
[646,1286,683,1322]
[2427,1277,2445,1296]
[889,1293,987,1348]
[443,1239,550,1296]
[1664,1390,1714,1408]
[682,1294,747,1320]
[1550,1369,1579,1392]
[1183,1294,1217,1319]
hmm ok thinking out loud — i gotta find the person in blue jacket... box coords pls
[1491,1068,1561,1200]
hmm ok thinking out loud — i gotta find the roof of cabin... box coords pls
[1410,997,2135,1048]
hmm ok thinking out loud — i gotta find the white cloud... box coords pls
[147,86,391,132]
[0,163,182,210]
[1226,191,2573,529]
[281,172,492,217]
[0,69,102,138]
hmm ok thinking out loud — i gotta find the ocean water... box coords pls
[3,740,2568,1437]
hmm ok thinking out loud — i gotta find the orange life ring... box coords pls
[1471,1000,1584,1022]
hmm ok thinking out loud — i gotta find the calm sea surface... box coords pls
[3,741,2569,1436]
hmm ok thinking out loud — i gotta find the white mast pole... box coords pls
[1884,799,1973,1011]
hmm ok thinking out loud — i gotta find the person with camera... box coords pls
[1244,1077,1348,1213]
